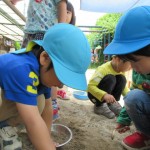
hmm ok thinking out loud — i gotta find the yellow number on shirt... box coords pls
[27,72,39,94]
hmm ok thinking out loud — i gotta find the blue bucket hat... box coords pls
[13,23,91,90]
[104,6,150,55]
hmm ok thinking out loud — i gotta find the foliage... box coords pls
[14,41,21,50]
[88,62,102,69]
[86,13,122,49]
[86,33,97,49]
[86,13,122,67]
[96,13,122,34]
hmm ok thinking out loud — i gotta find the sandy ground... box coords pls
[21,69,135,150]
[21,95,135,150]
[55,97,136,150]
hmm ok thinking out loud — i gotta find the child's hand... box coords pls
[54,142,59,147]
[115,123,130,133]
[111,123,130,140]
[102,93,116,103]
[10,0,22,5]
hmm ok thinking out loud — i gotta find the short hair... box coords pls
[32,44,53,71]
[67,1,76,25]
[32,45,44,60]
[117,44,150,62]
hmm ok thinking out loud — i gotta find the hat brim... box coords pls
[40,39,88,90]
[104,39,150,55]
[26,40,43,51]
[50,56,87,91]
[12,40,88,90]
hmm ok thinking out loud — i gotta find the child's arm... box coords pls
[16,103,56,150]
[10,0,23,5]
[116,107,132,133]
[117,107,131,126]
[41,98,53,132]
[111,107,131,139]
[57,0,67,23]
[122,87,130,97]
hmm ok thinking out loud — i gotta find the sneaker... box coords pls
[57,90,70,100]
[94,103,115,119]
[121,132,150,150]
[52,99,59,121]
[108,102,122,116]
[0,126,22,150]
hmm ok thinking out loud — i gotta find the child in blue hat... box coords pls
[0,23,91,150]
[20,0,68,123]
[114,70,150,134]
[104,6,150,150]
[20,0,75,122]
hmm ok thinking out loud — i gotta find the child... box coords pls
[93,45,102,62]
[21,0,67,121]
[56,1,76,100]
[104,6,150,150]
[90,48,95,63]
[87,55,131,119]
[115,70,150,133]
[0,24,91,150]
[66,1,76,25]
[22,0,67,48]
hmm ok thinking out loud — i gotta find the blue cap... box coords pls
[14,23,91,90]
[104,6,150,55]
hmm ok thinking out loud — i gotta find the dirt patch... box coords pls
[21,95,135,150]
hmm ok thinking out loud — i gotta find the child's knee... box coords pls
[125,89,145,103]
[124,89,145,111]
[101,74,116,85]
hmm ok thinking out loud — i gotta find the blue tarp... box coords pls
[80,0,150,13]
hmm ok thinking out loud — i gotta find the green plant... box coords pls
[14,41,21,50]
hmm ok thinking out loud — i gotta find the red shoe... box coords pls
[57,90,70,100]
[122,132,150,150]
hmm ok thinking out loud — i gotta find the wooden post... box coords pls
[3,0,26,22]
